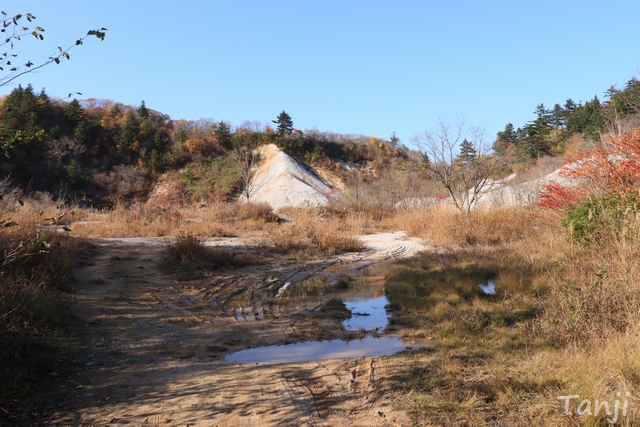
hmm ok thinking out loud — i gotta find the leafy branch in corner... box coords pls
[0,10,107,87]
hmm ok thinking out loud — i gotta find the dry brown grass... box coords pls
[237,201,278,222]
[385,206,640,426]
[8,193,640,425]
[265,208,364,258]
[516,333,640,426]
[1,207,91,416]
[538,214,640,346]
[67,202,278,238]
[389,204,547,247]
[162,235,255,278]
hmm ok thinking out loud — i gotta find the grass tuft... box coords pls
[162,235,253,276]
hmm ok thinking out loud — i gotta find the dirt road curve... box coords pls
[46,232,426,427]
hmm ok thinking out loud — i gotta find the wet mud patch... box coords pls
[44,233,424,426]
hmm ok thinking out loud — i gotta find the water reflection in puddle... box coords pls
[225,336,412,365]
[339,275,389,331]
[478,278,497,295]
[225,268,417,365]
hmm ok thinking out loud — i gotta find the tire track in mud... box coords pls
[47,232,421,426]
[185,231,427,322]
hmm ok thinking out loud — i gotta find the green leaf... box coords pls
[4,221,17,227]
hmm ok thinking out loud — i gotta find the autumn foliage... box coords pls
[568,129,640,196]
[538,129,640,209]
[537,182,585,209]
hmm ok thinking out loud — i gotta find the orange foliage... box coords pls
[538,129,640,209]
[537,182,586,210]
[184,138,208,154]
[565,129,640,197]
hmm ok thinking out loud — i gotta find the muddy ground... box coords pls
[43,232,427,427]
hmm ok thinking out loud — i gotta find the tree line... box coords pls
[0,88,408,205]
[493,77,640,161]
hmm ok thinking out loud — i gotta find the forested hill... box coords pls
[0,85,410,205]
[1,77,639,206]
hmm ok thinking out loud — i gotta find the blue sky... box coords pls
[4,1,640,148]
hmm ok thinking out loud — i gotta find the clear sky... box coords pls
[4,1,640,148]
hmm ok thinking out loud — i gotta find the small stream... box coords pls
[225,271,416,365]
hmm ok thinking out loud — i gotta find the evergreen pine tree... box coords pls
[457,139,477,164]
[137,100,150,119]
[493,123,517,155]
[564,98,577,113]
[64,99,84,125]
[118,111,140,157]
[272,110,293,136]
[215,121,233,149]
[390,131,400,146]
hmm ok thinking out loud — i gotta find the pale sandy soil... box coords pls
[44,232,427,427]
[242,144,336,209]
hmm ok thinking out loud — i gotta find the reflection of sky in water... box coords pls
[225,273,415,365]
[479,279,496,295]
[225,336,411,365]
[342,295,389,331]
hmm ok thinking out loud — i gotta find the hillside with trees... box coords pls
[0,87,416,207]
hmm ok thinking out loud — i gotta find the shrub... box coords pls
[92,164,151,203]
[318,298,351,321]
[537,181,586,210]
[562,193,640,242]
[162,235,251,274]
[567,129,640,197]
[238,202,277,222]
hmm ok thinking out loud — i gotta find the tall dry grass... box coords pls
[390,203,552,247]
[385,205,640,425]
[1,205,91,416]
[162,235,256,278]
[539,212,640,346]
[67,201,278,238]
[266,208,364,258]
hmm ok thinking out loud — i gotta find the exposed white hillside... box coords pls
[396,162,583,210]
[473,162,581,208]
[244,144,336,210]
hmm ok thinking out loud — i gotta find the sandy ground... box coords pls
[44,232,427,427]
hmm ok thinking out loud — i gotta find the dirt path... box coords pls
[47,232,425,426]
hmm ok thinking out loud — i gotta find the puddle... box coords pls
[478,278,497,295]
[225,336,412,365]
[225,268,417,365]
[342,276,390,331]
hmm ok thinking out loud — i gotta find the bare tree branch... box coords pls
[0,10,106,87]
[412,115,503,214]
